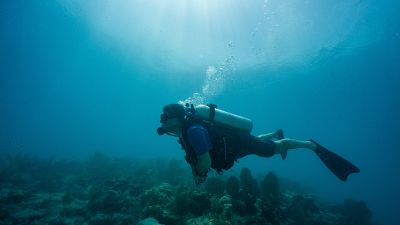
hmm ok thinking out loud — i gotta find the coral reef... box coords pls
[140,183,179,224]
[260,171,280,206]
[342,199,372,225]
[285,194,318,224]
[239,168,260,199]
[137,217,162,225]
[205,177,225,195]
[225,176,240,199]
[235,168,258,215]
[0,153,375,225]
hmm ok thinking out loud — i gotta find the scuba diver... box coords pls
[157,103,360,184]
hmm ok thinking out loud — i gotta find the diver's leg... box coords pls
[242,134,310,159]
[274,138,317,155]
[258,129,284,141]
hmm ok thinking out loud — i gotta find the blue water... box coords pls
[1,0,399,224]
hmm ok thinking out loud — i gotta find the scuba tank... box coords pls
[194,104,253,133]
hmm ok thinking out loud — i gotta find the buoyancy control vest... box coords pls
[179,104,253,173]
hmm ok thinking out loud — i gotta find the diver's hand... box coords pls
[191,167,208,184]
[196,152,211,174]
[194,172,208,185]
[190,166,206,184]
[191,152,211,185]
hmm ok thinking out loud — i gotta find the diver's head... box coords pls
[157,103,185,137]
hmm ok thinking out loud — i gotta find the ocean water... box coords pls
[1,0,399,224]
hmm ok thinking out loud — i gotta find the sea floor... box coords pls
[0,153,373,225]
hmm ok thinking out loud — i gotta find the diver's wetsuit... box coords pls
[180,123,276,173]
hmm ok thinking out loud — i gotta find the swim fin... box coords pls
[309,140,360,181]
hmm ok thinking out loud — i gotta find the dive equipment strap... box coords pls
[207,104,217,122]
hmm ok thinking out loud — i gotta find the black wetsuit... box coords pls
[179,122,276,173]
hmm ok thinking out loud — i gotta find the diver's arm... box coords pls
[195,152,211,175]
[193,152,211,184]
